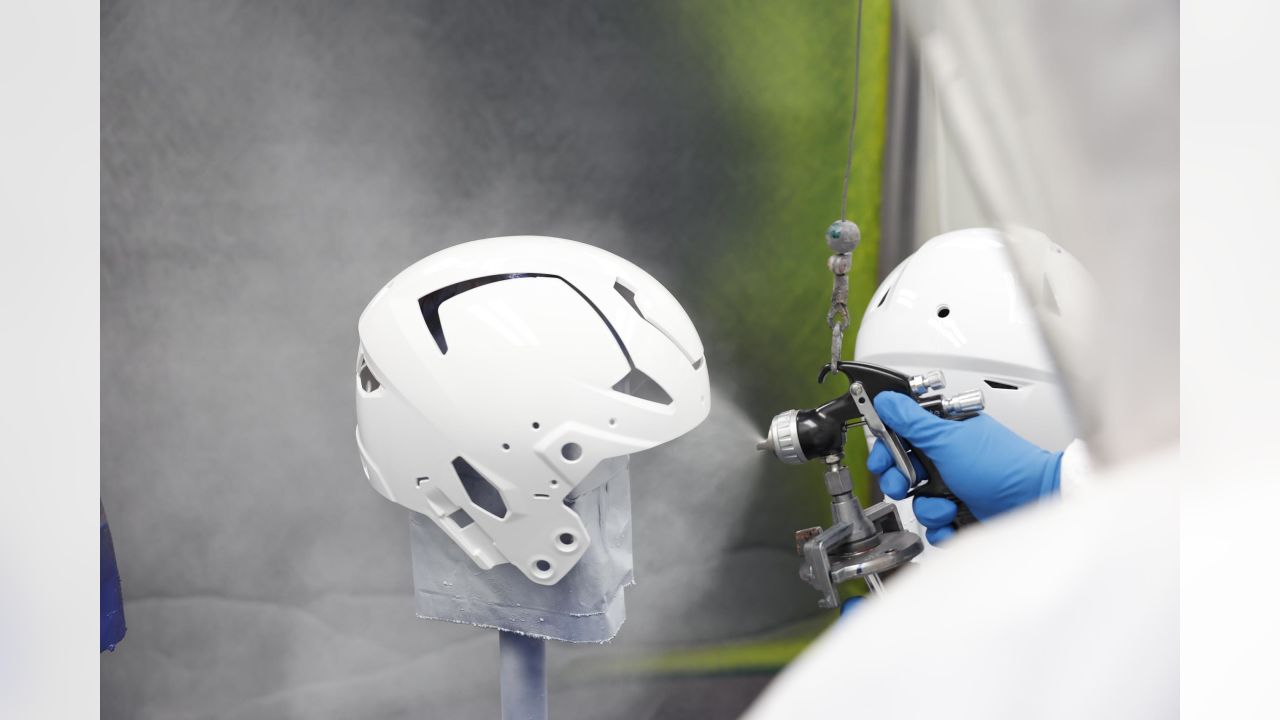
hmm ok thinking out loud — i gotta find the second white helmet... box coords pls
[854,227,1093,452]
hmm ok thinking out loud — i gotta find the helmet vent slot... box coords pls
[358,358,381,393]
[983,379,1021,390]
[612,367,673,405]
[452,457,508,519]
[420,274,540,354]
[447,508,475,529]
[420,274,636,368]
[614,281,643,317]
[615,277,700,365]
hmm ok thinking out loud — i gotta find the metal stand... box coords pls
[795,461,923,609]
[499,631,547,720]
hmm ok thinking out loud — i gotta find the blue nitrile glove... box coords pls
[867,392,1063,545]
[840,596,866,618]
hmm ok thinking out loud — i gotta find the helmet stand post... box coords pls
[499,630,547,720]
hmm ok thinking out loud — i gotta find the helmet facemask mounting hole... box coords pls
[554,532,578,553]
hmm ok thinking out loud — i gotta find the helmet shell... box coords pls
[356,236,709,585]
[855,228,1085,451]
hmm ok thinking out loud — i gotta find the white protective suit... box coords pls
[744,449,1177,719]
[747,1,1180,716]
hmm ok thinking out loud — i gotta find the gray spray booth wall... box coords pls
[101,2,826,718]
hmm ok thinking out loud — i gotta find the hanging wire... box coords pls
[839,0,866,220]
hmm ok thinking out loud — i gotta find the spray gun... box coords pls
[762,361,985,520]
[757,360,985,608]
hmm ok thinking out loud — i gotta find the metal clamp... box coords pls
[799,520,854,609]
[797,503,922,608]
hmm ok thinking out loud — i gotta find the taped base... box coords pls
[410,456,634,643]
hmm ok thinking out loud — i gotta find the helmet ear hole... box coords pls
[531,558,554,579]
[452,457,508,518]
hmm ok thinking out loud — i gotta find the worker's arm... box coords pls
[1057,439,1095,498]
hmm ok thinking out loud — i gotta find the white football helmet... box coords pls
[356,236,710,585]
[855,227,1095,452]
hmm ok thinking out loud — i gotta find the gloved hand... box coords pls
[867,392,1063,545]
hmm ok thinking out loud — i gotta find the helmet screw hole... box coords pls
[558,533,574,546]
[608,418,616,427]
[936,305,951,318]
[561,443,583,462]
[535,559,551,573]
[532,422,540,430]
[502,443,510,451]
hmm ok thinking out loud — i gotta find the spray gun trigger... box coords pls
[850,381,918,486]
